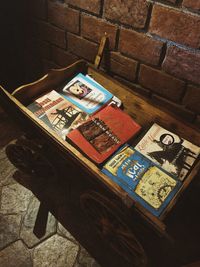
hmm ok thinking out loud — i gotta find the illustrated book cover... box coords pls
[27,90,89,140]
[60,73,113,114]
[134,123,200,181]
[67,105,141,164]
[85,75,122,108]
[102,145,181,217]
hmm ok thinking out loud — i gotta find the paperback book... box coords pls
[67,105,141,164]
[60,73,113,114]
[134,123,200,181]
[27,90,89,140]
[102,145,181,217]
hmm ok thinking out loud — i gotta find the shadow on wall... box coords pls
[0,1,43,92]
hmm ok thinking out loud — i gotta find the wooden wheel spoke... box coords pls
[118,234,144,257]
[6,144,57,178]
[81,191,147,266]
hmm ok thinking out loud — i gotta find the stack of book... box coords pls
[27,73,200,217]
[27,73,141,163]
[102,123,200,216]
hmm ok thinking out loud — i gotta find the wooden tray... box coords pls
[1,58,200,234]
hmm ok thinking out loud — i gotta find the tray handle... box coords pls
[94,33,108,69]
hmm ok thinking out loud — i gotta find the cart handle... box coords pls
[94,33,108,69]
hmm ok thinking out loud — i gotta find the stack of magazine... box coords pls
[102,123,200,216]
[27,73,141,163]
[27,72,200,217]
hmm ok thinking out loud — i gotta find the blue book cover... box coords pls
[102,145,181,217]
[60,73,113,114]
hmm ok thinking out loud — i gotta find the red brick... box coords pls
[162,46,200,85]
[109,52,137,81]
[65,0,101,15]
[139,65,184,101]
[104,0,149,29]
[48,1,79,34]
[51,46,78,67]
[182,0,200,11]
[81,15,117,49]
[149,4,200,48]
[67,33,98,62]
[119,28,163,65]
[34,21,66,48]
[114,76,150,98]
[152,95,195,122]
[183,85,200,113]
[29,0,47,19]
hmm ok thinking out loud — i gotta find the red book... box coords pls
[67,105,141,164]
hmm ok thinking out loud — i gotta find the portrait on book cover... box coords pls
[135,123,200,180]
[63,80,92,100]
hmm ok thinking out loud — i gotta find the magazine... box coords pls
[60,73,113,114]
[134,123,200,181]
[27,90,89,140]
[67,105,141,164]
[102,145,181,217]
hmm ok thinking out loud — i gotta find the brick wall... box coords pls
[29,0,200,127]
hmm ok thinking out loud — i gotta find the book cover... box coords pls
[134,123,200,181]
[86,75,122,108]
[67,105,141,164]
[102,145,181,217]
[27,90,89,140]
[60,73,113,114]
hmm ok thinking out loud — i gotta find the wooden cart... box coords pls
[0,39,200,267]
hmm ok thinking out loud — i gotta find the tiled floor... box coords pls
[0,109,100,267]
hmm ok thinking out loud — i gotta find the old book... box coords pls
[67,105,141,164]
[134,123,200,181]
[27,90,89,140]
[60,73,113,114]
[102,145,181,217]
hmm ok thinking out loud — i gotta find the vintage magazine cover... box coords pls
[134,123,200,181]
[102,145,181,217]
[67,105,141,164]
[27,90,89,140]
[60,73,113,114]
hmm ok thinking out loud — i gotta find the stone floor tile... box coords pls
[33,234,79,267]
[0,146,16,186]
[0,214,22,249]
[57,222,76,242]
[74,246,101,267]
[0,240,32,267]
[0,183,33,214]
[20,196,57,248]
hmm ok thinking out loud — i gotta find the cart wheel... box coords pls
[6,144,57,179]
[80,191,147,267]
